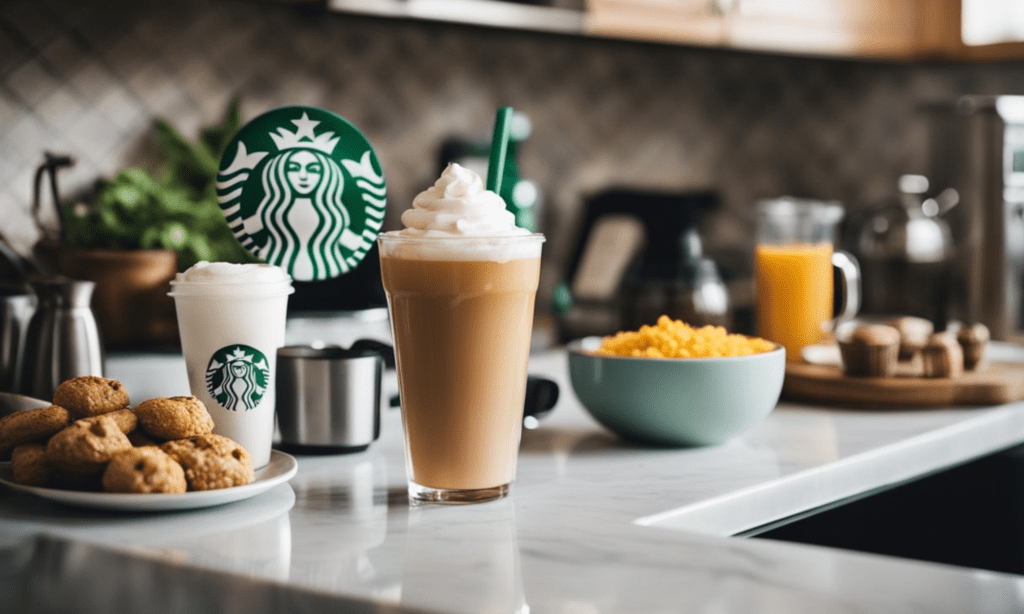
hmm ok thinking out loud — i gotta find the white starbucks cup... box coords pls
[168,262,294,468]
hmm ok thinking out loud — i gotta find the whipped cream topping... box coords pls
[169,261,293,297]
[381,163,541,262]
[399,163,530,238]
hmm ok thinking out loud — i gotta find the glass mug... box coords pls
[754,198,860,361]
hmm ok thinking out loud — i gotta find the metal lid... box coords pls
[755,197,844,225]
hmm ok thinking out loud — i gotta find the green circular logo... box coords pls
[206,344,270,412]
[217,106,387,281]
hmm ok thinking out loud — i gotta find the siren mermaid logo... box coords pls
[205,345,270,412]
[217,107,387,281]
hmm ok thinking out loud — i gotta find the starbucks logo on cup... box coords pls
[206,345,270,412]
[217,106,387,281]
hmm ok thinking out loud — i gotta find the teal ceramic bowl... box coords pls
[567,337,786,446]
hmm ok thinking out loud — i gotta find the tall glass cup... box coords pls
[755,198,860,360]
[378,233,544,504]
[169,264,293,468]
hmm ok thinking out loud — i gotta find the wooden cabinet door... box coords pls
[585,0,728,46]
[584,0,1024,60]
[725,0,920,57]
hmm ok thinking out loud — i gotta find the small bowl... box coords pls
[567,337,785,446]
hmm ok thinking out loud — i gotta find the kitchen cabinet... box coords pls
[325,0,586,35]
[724,0,924,59]
[584,0,1024,60]
[584,0,727,48]
[325,0,1024,61]
[584,0,924,57]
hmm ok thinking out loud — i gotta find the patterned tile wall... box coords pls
[2,0,1024,306]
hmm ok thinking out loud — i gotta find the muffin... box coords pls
[888,316,934,361]
[956,323,990,371]
[921,332,964,378]
[838,324,900,377]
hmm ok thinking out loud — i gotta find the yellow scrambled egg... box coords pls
[596,315,776,358]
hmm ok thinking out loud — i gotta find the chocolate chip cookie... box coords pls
[76,408,138,435]
[53,376,130,419]
[0,405,71,460]
[102,447,187,494]
[46,415,133,473]
[134,396,214,440]
[161,434,253,491]
[10,443,53,487]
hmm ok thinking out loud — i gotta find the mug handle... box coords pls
[832,250,861,321]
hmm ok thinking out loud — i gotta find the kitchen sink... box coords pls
[739,443,1024,576]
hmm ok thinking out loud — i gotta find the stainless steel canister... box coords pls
[276,345,382,453]
[19,277,103,399]
[0,284,33,393]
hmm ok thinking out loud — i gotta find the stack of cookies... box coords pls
[0,376,254,494]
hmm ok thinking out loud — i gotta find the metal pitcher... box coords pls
[19,277,104,400]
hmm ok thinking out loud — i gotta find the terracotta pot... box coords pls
[56,248,179,349]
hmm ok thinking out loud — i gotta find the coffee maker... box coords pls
[924,97,1024,340]
[556,189,725,341]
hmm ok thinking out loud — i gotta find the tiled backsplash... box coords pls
[3,0,1024,305]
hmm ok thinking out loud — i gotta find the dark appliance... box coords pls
[857,175,956,329]
[557,189,725,341]
[924,96,1024,340]
[288,242,386,313]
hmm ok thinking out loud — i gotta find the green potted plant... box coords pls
[59,101,255,348]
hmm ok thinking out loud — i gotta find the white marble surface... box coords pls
[3,321,1024,613]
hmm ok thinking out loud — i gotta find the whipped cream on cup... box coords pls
[384,163,538,261]
[400,162,530,237]
[169,262,293,297]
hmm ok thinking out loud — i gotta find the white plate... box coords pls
[801,343,842,366]
[0,450,298,512]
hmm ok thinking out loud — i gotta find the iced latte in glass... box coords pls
[379,163,543,504]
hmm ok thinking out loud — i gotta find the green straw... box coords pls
[486,106,514,194]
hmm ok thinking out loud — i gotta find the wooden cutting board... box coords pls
[783,361,1024,408]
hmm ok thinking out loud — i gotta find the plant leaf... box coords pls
[200,98,241,160]
[154,118,219,190]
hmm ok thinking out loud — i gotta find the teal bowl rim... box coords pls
[566,336,786,363]
[565,336,786,446]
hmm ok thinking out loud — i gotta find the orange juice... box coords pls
[755,242,833,360]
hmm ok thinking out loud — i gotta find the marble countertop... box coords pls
[2,316,1024,613]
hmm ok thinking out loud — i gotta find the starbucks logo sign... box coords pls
[206,345,270,412]
[217,106,387,281]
